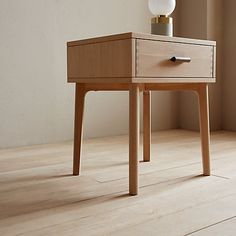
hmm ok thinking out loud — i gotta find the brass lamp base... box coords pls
[151,15,173,37]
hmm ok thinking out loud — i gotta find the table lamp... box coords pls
[149,0,176,36]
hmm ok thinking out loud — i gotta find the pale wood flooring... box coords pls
[0,130,236,236]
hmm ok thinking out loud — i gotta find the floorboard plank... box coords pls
[0,130,236,236]
[188,216,236,236]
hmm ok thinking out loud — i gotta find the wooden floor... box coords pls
[0,130,236,236]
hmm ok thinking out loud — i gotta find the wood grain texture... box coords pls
[213,46,217,78]
[67,32,216,84]
[198,84,211,176]
[0,130,236,236]
[67,32,216,47]
[68,77,132,84]
[73,84,86,175]
[72,82,210,182]
[132,32,216,46]
[143,91,151,162]
[132,77,216,83]
[67,33,216,195]
[145,83,202,91]
[67,39,133,80]
[136,39,213,79]
[67,32,133,47]
[132,38,136,79]
[129,84,140,195]
[189,217,236,236]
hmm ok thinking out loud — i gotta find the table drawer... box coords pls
[136,39,214,78]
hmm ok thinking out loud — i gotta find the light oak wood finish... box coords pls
[71,83,211,192]
[143,91,151,162]
[198,84,211,176]
[67,32,216,84]
[129,84,140,195]
[67,32,216,47]
[136,39,213,79]
[73,84,86,175]
[67,39,133,80]
[132,77,215,83]
[0,130,236,236]
[145,83,203,91]
[67,32,216,195]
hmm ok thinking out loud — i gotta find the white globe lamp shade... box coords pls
[148,0,176,36]
[148,0,176,16]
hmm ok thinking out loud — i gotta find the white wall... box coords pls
[0,0,179,148]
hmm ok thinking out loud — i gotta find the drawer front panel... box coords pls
[136,39,214,78]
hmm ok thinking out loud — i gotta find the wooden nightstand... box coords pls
[67,32,216,196]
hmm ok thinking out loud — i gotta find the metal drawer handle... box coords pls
[170,56,191,63]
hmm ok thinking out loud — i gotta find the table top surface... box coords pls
[67,32,216,47]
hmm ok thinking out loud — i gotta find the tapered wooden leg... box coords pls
[143,91,151,162]
[198,84,211,176]
[129,84,140,195]
[73,84,86,176]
